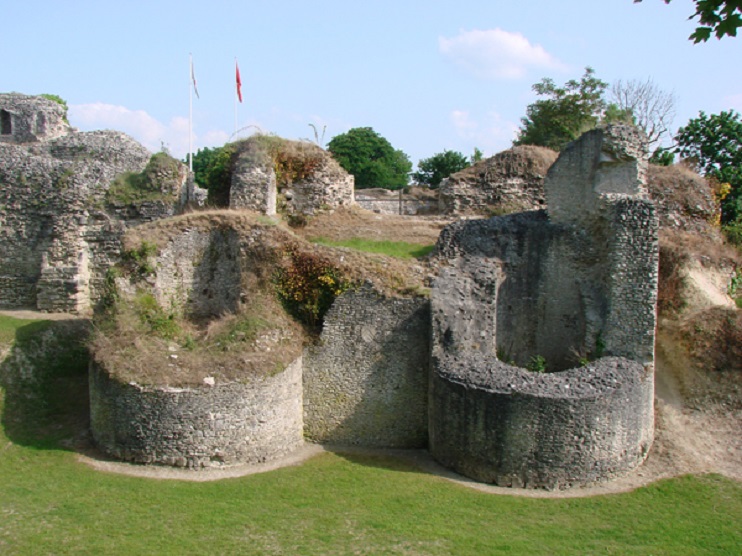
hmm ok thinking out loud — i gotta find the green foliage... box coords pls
[311,237,435,259]
[515,67,608,151]
[675,110,742,224]
[413,150,469,188]
[637,0,742,42]
[273,248,352,328]
[527,354,548,373]
[190,145,232,206]
[470,147,484,165]
[40,93,69,124]
[250,135,324,187]
[650,146,675,166]
[132,292,181,339]
[122,241,157,278]
[107,152,181,205]
[327,127,412,190]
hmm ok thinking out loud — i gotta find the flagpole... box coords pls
[189,53,193,172]
[234,57,238,135]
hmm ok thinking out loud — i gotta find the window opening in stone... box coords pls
[0,110,11,135]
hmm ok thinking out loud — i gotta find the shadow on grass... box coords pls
[0,318,91,451]
[324,446,435,477]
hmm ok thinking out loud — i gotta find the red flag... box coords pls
[236,62,243,103]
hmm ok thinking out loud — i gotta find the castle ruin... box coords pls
[0,95,658,489]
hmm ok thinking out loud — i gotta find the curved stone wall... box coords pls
[89,357,304,467]
[429,354,654,489]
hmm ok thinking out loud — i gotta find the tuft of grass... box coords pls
[311,237,435,259]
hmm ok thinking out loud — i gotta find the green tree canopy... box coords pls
[413,150,470,188]
[514,67,608,151]
[675,110,742,225]
[327,127,412,190]
[634,0,741,42]
[188,145,235,206]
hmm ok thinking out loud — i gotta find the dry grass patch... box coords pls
[94,210,430,386]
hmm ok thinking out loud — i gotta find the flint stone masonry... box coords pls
[439,146,557,216]
[0,93,71,143]
[429,354,654,488]
[303,285,430,447]
[153,227,241,317]
[89,357,304,467]
[230,139,354,216]
[0,93,195,313]
[429,125,658,488]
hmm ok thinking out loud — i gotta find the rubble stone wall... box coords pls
[429,354,654,489]
[89,357,304,467]
[303,286,430,447]
[429,125,658,488]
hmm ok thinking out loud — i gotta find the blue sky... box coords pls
[2,1,739,167]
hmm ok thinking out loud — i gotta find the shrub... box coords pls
[273,247,351,329]
[132,292,181,339]
[106,152,181,205]
[527,355,548,373]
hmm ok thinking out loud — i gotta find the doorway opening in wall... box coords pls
[0,110,11,135]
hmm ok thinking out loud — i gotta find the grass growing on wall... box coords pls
[311,237,435,259]
[1,315,741,555]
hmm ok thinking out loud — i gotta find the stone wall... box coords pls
[354,188,437,215]
[89,357,304,467]
[429,354,654,489]
[153,227,242,318]
[439,146,557,216]
[0,93,71,143]
[303,285,430,447]
[429,124,658,488]
[229,138,354,216]
[0,94,194,314]
[230,142,277,214]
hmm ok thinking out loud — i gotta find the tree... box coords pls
[514,67,608,151]
[634,0,742,42]
[470,147,484,165]
[188,145,235,206]
[609,78,677,148]
[674,110,742,225]
[413,150,470,188]
[327,127,412,189]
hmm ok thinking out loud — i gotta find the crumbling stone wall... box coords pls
[229,138,353,216]
[89,357,304,467]
[0,94,195,314]
[153,227,242,317]
[439,146,557,216]
[303,285,430,447]
[0,93,71,143]
[430,125,658,488]
[429,354,654,488]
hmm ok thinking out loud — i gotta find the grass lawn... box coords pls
[1,315,740,555]
[311,237,436,259]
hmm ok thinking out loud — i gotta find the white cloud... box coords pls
[450,109,519,155]
[439,28,565,80]
[68,103,227,158]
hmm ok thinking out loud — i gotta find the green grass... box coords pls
[311,237,435,259]
[1,315,741,555]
